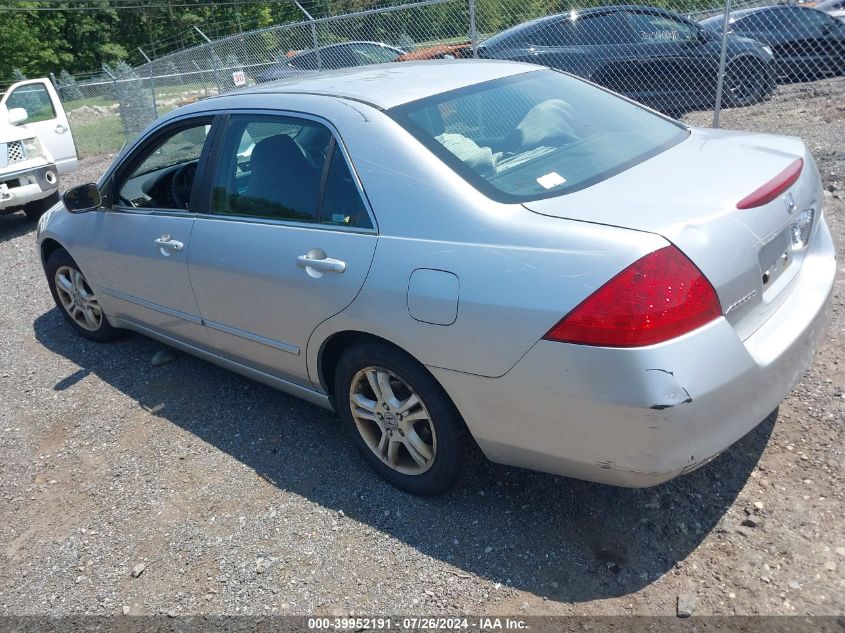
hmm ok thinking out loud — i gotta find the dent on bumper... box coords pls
[431,219,836,487]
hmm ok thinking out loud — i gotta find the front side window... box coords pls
[315,46,355,68]
[390,70,687,202]
[116,121,211,210]
[5,83,56,124]
[735,11,787,31]
[290,50,320,70]
[789,7,836,31]
[211,114,372,228]
[348,43,402,65]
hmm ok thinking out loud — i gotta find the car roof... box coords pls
[725,4,815,18]
[220,60,539,110]
[289,40,403,58]
[482,4,693,45]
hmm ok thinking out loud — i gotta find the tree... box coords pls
[58,69,83,101]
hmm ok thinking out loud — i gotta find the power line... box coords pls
[0,0,306,10]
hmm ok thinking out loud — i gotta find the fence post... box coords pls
[469,0,478,59]
[195,26,223,93]
[295,1,322,70]
[101,65,131,146]
[137,47,159,118]
[712,0,733,128]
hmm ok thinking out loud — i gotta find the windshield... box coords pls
[388,70,688,202]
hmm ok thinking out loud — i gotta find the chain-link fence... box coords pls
[18,0,843,158]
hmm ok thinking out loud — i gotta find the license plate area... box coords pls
[758,227,792,289]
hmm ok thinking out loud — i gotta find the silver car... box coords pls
[37,61,836,495]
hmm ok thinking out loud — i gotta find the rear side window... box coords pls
[211,116,330,222]
[211,114,372,228]
[321,145,372,228]
[533,13,635,46]
[389,70,687,202]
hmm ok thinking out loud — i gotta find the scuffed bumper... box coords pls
[431,217,836,487]
[0,163,59,212]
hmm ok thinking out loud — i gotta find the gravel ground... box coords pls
[0,79,843,619]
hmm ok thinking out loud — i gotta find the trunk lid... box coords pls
[523,127,822,341]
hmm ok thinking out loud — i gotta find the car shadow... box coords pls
[0,212,35,244]
[33,307,772,603]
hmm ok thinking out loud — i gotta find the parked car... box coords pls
[0,78,78,221]
[40,61,835,495]
[255,41,404,82]
[815,0,845,22]
[700,6,845,80]
[471,6,775,113]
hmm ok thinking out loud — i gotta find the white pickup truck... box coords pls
[1,78,78,221]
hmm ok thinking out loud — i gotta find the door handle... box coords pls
[55,124,69,134]
[297,248,346,276]
[154,234,184,253]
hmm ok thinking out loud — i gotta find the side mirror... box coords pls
[63,183,103,213]
[7,107,28,125]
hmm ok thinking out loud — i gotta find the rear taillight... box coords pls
[543,245,722,348]
[736,158,803,210]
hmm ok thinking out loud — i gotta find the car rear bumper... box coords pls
[431,216,836,487]
[0,163,59,212]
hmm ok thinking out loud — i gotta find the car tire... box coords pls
[334,340,476,496]
[46,248,122,342]
[724,59,767,108]
[24,191,60,222]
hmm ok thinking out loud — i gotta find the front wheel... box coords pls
[46,248,122,342]
[723,60,767,108]
[24,191,60,222]
[335,341,475,496]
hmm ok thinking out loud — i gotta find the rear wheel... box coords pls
[335,340,475,496]
[723,60,767,108]
[24,191,59,222]
[46,248,122,342]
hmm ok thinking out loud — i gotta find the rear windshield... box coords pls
[388,70,688,202]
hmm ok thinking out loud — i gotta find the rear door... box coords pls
[0,79,78,174]
[187,112,378,387]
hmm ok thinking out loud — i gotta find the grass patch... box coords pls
[71,116,126,157]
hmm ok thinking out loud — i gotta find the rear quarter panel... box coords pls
[307,107,667,383]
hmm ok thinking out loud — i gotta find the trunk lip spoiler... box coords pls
[736,157,804,210]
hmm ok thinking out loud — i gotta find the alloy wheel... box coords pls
[726,63,763,105]
[349,366,437,475]
[54,265,103,332]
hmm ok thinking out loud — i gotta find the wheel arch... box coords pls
[40,237,66,268]
[316,330,446,401]
[317,330,397,396]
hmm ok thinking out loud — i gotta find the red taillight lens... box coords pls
[736,158,803,210]
[544,245,722,348]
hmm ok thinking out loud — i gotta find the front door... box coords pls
[76,116,216,346]
[187,113,378,386]
[1,79,78,174]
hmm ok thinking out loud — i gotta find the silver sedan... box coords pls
[37,61,836,495]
